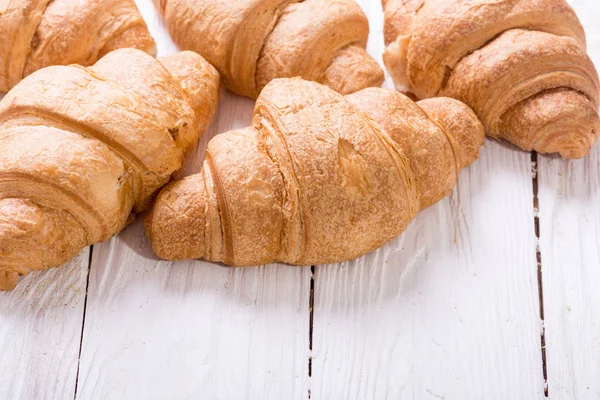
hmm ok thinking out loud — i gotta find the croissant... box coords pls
[0,0,156,92]
[382,0,600,159]
[153,0,385,98]
[146,78,484,266]
[0,48,220,291]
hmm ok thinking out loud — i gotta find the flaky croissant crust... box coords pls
[155,0,384,98]
[0,0,156,92]
[382,0,600,159]
[147,78,485,266]
[0,49,220,291]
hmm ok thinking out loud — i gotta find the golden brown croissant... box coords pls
[0,48,220,291]
[382,0,600,159]
[0,0,156,92]
[153,0,385,98]
[146,78,484,266]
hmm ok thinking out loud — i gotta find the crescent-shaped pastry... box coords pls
[382,0,600,158]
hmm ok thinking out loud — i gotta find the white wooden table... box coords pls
[1,1,599,399]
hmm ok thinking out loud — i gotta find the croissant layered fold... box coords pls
[154,0,385,98]
[0,0,157,93]
[147,78,485,266]
[382,0,600,158]
[0,49,220,291]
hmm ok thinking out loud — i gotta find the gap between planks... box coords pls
[73,245,94,400]
[531,151,549,398]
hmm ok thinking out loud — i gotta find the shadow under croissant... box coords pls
[0,250,88,317]
[97,138,520,305]
[1,136,533,312]
[5,131,591,310]
[81,215,308,310]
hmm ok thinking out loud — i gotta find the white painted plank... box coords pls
[76,219,311,400]
[311,141,546,400]
[539,1,600,398]
[75,3,311,398]
[0,250,89,399]
[539,148,600,400]
[310,1,545,399]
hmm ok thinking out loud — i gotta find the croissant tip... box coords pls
[0,271,19,292]
[558,146,591,160]
[556,139,595,160]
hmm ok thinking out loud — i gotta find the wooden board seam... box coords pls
[532,152,549,398]
[73,245,94,400]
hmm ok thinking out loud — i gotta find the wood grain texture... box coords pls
[75,3,311,399]
[2,0,600,399]
[310,1,546,399]
[539,2,600,398]
[0,250,89,399]
[311,140,546,400]
[76,219,310,400]
[539,148,600,400]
